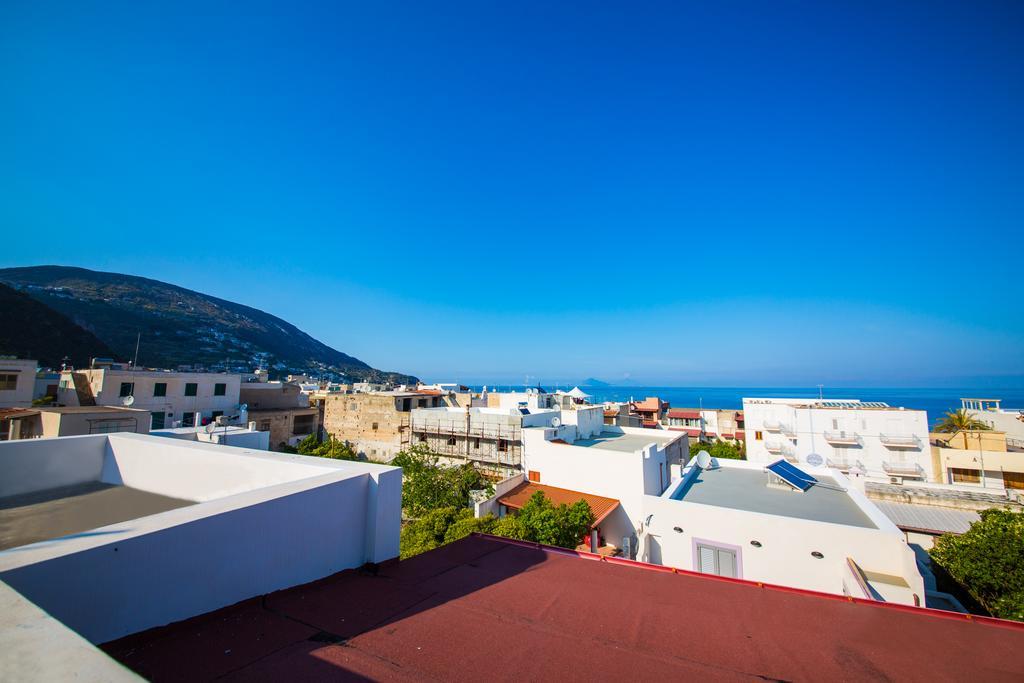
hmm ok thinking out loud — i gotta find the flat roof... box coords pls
[0,482,193,551]
[674,466,877,528]
[572,430,679,453]
[36,406,147,415]
[101,534,1024,681]
[874,500,980,535]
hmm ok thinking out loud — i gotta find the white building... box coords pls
[0,432,400,645]
[961,398,1024,449]
[57,368,243,431]
[743,398,932,482]
[0,358,38,408]
[518,415,687,555]
[641,457,926,606]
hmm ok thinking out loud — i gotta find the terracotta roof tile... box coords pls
[498,481,620,526]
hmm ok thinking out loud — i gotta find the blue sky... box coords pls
[1,1,1022,386]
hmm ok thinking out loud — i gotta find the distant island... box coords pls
[581,378,611,387]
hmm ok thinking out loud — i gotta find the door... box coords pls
[181,411,195,427]
[151,412,166,430]
[696,543,738,578]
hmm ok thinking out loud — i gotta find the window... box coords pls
[951,467,980,484]
[418,398,427,408]
[447,436,456,446]
[372,422,379,431]
[0,374,18,391]
[211,410,224,421]
[1003,471,1024,490]
[418,434,427,443]
[498,438,509,452]
[258,420,271,432]
[755,431,763,441]
[153,382,167,397]
[184,383,198,397]
[151,412,166,430]
[214,383,226,396]
[89,419,137,434]
[473,438,481,449]
[293,414,315,435]
[401,398,411,411]
[119,382,134,397]
[696,543,738,578]
[181,412,196,427]
[832,419,838,430]
[528,470,541,483]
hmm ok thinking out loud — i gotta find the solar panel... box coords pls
[766,459,817,492]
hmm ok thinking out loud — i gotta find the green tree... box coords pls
[285,434,360,460]
[512,491,595,548]
[931,508,1024,621]
[392,444,492,517]
[689,439,744,460]
[933,409,992,449]
[400,507,497,559]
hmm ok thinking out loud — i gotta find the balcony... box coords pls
[882,461,925,478]
[765,440,797,461]
[823,430,862,446]
[764,420,795,437]
[826,458,864,472]
[879,434,922,449]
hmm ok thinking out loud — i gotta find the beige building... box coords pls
[240,382,318,451]
[323,391,444,461]
[1,406,150,440]
[57,366,242,430]
[931,429,1024,493]
[0,358,38,408]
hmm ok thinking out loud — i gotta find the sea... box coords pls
[467,385,1024,429]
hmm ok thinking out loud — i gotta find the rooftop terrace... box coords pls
[0,482,193,551]
[573,430,679,453]
[672,465,877,528]
[100,534,1024,681]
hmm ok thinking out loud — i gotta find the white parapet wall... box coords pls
[0,433,401,644]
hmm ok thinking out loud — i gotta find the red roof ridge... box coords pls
[467,533,1024,631]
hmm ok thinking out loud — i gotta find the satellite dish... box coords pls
[204,422,217,434]
[550,417,561,428]
[121,395,135,406]
[695,451,712,469]
[238,403,248,412]
[806,453,824,467]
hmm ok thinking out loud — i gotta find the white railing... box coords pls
[826,457,864,471]
[823,430,862,446]
[763,420,782,432]
[879,434,922,449]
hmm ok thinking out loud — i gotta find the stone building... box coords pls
[323,391,443,461]
[240,382,318,451]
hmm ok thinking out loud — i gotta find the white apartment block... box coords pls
[57,368,243,431]
[961,398,1024,449]
[743,398,932,482]
[0,358,38,408]
[641,457,926,606]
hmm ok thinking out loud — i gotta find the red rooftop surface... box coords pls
[103,534,1024,682]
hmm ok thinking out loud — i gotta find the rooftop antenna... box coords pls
[132,331,141,368]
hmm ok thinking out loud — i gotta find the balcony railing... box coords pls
[823,430,862,446]
[879,434,922,449]
[763,420,782,432]
[826,458,864,472]
[882,461,925,478]
[765,440,797,460]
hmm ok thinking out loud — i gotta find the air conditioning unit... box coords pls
[890,476,904,485]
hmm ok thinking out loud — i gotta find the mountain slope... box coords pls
[0,282,117,367]
[0,266,416,382]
